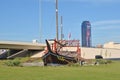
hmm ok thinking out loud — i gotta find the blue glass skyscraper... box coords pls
[81,21,91,47]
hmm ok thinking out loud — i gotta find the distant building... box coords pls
[104,42,120,49]
[48,39,80,47]
[81,21,92,47]
[32,39,38,43]
[96,44,103,48]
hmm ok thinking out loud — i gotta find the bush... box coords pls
[95,59,112,64]
[5,58,21,66]
[106,60,112,63]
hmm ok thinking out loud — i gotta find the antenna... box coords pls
[61,16,63,41]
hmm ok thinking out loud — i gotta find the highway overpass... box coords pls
[0,41,46,50]
[0,41,46,59]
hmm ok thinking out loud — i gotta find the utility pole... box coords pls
[56,0,59,41]
[60,16,63,41]
[39,0,42,42]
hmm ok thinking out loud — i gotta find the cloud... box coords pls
[92,20,120,26]
[92,20,120,30]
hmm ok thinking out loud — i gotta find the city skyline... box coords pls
[0,0,120,46]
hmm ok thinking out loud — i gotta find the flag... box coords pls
[68,33,71,39]
[62,34,64,38]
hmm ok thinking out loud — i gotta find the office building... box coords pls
[81,21,91,47]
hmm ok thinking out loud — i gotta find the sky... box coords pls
[0,0,120,46]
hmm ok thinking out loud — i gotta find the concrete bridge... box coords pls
[0,41,46,59]
[0,41,46,50]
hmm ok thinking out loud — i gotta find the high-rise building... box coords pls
[81,21,91,47]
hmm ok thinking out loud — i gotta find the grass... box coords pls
[0,60,120,80]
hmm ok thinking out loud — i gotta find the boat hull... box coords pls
[42,52,77,66]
